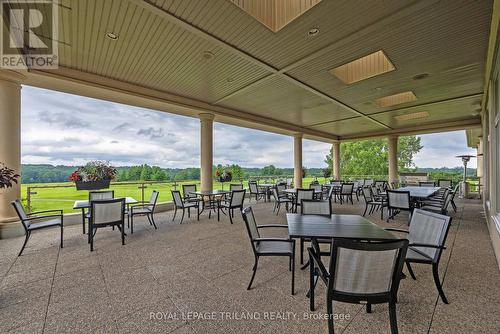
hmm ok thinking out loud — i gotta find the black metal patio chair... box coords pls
[82,190,114,234]
[171,190,199,223]
[293,188,314,213]
[271,186,292,215]
[386,190,413,222]
[182,184,201,205]
[299,199,332,265]
[361,187,386,219]
[217,189,246,224]
[437,179,452,188]
[386,209,452,304]
[248,181,266,202]
[89,198,125,252]
[129,190,159,233]
[338,183,354,204]
[11,199,64,256]
[308,238,408,334]
[242,207,295,295]
[419,181,436,187]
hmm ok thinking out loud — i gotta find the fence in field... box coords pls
[23,174,480,213]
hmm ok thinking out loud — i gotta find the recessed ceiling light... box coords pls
[413,73,430,80]
[227,77,234,83]
[106,32,118,40]
[394,111,429,121]
[471,111,480,116]
[308,28,320,37]
[330,50,395,84]
[202,51,215,60]
[375,91,417,107]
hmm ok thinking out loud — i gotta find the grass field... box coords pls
[21,177,324,213]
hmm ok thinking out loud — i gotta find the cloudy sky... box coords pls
[21,86,477,168]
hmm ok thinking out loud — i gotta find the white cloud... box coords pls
[413,131,477,168]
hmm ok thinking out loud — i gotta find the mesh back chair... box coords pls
[386,209,452,304]
[82,191,114,234]
[229,183,243,191]
[364,179,374,187]
[294,188,314,213]
[309,183,323,200]
[182,184,200,204]
[301,200,332,215]
[241,207,295,294]
[419,181,436,187]
[339,183,354,204]
[299,199,333,265]
[217,189,246,224]
[11,200,64,256]
[130,191,159,233]
[308,239,408,334]
[271,186,292,215]
[362,187,386,219]
[89,198,125,251]
[89,190,114,200]
[276,183,287,197]
[386,190,413,222]
[420,189,452,215]
[171,190,199,223]
[449,184,459,212]
[248,181,266,202]
[438,179,452,188]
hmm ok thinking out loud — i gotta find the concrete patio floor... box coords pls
[1,197,499,334]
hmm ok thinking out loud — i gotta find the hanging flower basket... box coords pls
[69,161,116,191]
[218,173,232,183]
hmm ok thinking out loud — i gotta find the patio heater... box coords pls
[455,155,476,198]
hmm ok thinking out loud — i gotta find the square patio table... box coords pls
[286,213,396,241]
[394,186,440,199]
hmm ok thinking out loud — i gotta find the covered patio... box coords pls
[1,0,500,333]
[1,198,499,334]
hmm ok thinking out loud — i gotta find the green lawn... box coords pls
[21,177,323,213]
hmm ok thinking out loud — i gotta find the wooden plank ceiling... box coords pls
[28,0,492,141]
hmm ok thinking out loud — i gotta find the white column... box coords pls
[199,113,214,192]
[293,133,303,188]
[332,141,341,180]
[0,70,24,224]
[388,135,398,184]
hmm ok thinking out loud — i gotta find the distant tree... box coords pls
[324,136,422,176]
[261,165,276,176]
[140,164,152,180]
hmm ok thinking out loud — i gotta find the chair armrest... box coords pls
[24,213,63,221]
[410,243,446,250]
[29,209,63,216]
[308,247,329,279]
[385,228,409,234]
[254,237,291,242]
[130,203,153,208]
[257,224,288,229]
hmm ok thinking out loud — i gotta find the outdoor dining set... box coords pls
[9,178,457,334]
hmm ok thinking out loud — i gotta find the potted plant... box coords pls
[69,161,117,190]
[0,163,20,189]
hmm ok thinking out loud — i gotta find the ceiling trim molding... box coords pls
[25,67,339,141]
[339,119,482,141]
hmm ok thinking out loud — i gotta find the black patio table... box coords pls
[287,213,397,298]
[286,213,396,241]
[190,190,229,218]
[393,186,440,199]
